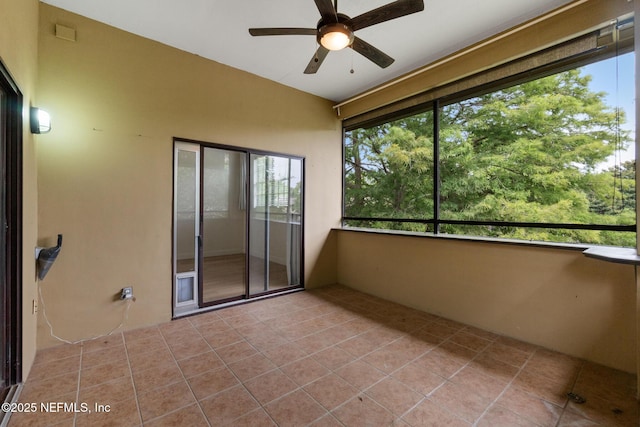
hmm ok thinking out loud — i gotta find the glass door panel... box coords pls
[201,147,247,303]
[174,143,199,314]
[249,154,303,295]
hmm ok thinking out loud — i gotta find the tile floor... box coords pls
[7,285,639,426]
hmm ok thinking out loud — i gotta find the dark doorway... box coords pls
[0,59,23,403]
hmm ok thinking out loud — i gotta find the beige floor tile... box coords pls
[281,356,330,386]
[496,385,563,426]
[177,350,225,378]
[215,340,258,364]
[572,361,637,404]
[131,362,183,394]
[79,376,136,406]
[556,410,600,426]
[265,389,328,427]
[512,369,571,407]
[525,348,583,382]
[127,346,174,373]
[81,344,128,369]
[199,384,259,425]
[167,337,211,360]
[187,367,239,401]
[366,376,423,416]
[303,374,359,410]
[124,334,168,357]
[75,397,141,427]
[187,310,221,327]
[32,344,81,366]
[363,337,431,374]
[392,360,447,396]
[309,414,345,427]
[332,395,396,427]
[449,366,509,402]
[81,334,124,353]
[312,345,357,370]
[565,392,640,426]
[228,353,277,381]
[448,330,492,352]
[80,360,130,389]
[429,380,493,423]
[203,328,244,348]
[137,380,195,422]
[402,398,471,427]
[468,351,520,382]
[244,369,298,405]
[27,354,80,381]
[123,325,162,343]
[231,408,277,426]
[476,405,539,427]
[481,341,531,368]
[337,335,383,358]
[261,342,308,366]
[335,360,387,391]
[143,404,208,427]
[293,331,339,354]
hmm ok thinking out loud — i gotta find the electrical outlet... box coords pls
[121,286,133,300]
[32,299,38,314]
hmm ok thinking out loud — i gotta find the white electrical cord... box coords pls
[38,283,133,345]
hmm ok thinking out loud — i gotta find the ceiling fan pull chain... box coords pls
[350,50,355,74]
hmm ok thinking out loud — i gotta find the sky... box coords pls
[583,51,635,169]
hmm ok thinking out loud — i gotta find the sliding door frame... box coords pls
[0,59,23,401]
[172,137,305,316]
[198,144,248,308]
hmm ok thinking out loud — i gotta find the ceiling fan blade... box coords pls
[350,0,424,31]
[304,46,330,74]
[351,37,394,68]
[314,0,338,23]
[249,28,317,36]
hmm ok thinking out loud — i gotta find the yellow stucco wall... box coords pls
[35,4,341,349]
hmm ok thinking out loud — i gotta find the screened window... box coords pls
[344,36,635,247]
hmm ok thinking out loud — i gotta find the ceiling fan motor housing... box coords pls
[317,14,354,50]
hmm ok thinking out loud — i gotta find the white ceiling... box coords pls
[41,0,574,102]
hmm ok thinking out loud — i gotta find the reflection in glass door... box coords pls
[173,143,199,315]
[249,155,303,295]
[173,139,304,316]
[201,147,246,304]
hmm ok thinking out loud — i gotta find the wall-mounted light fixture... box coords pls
[30,107,51,134]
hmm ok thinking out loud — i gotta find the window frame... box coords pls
[342,22,636,244]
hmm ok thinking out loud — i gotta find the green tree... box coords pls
[345,67,635,246]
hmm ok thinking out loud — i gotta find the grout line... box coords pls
[470,345,539,426]
[72,345,83,427]
[158,324,213,427]
[122,331,149,427]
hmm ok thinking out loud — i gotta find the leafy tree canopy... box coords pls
[345,67,635,246]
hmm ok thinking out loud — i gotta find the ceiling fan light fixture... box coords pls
[318,23,353,51]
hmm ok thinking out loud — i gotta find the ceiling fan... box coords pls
[249,0,425,74]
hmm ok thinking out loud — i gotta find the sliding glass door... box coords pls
[173,140,303,315]
[249,155,302,295]
[201,147,247,304]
